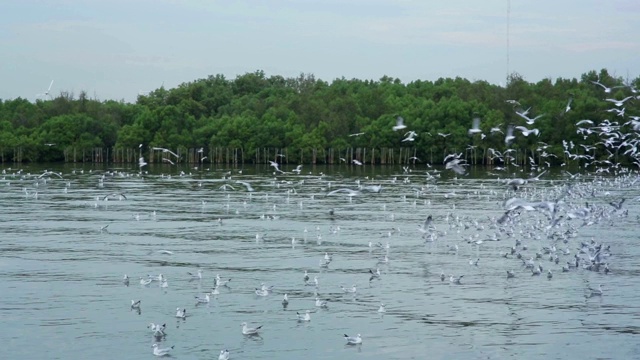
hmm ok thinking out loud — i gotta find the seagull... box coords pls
[369,268,381,282]
[131,300,141,309]
[148,323,167,337]
[123,274,129,286]
[36,80,54,99]
[241,322,262,335]
[506,270,515,279]
[315,297,328,308]
[514,126,540,137]
[175,308,187,319]
[402,130,418,142]
[296,310,311,322]
[139,277,153,286]
[188,269,203,280]
[218,350,230,360]
[215,274,231,287]
[393,116,407,131]
[195,293,210,304]
[565,97,573,113]
[449,275,463,285]
[516,111,544,125]
[344,334,362,345]
[377,303,386,313]
[609,198,625,210]
[468,117,482,135]
[505,125,515,145]
[591,80,622,93]
[605,96,634,107]
[282,294,289,307]
[152,344,174,357]
[587,284,603,297]
[269,160,285,174]
[152,147,180,159]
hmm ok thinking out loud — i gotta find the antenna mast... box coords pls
[506,0,511,84]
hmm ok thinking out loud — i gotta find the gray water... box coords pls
[1,164,639,360]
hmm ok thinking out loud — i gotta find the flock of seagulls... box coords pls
[4,76,640,358]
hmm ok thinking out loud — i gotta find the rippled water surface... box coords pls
[1,164,639,360]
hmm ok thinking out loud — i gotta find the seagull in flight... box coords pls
[402,131,417,142]
[515,126,540,137]
[269,161,285,174]
[515,111,544,125]
[152,147,180,159]
[605,96,634,107]
[36,80,55,99]
[468,117,482,135]
[590,80,622,93]
[393,116,407,131]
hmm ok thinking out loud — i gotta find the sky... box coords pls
[1,0,639,103]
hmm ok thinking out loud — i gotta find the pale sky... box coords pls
[1,0,639,103]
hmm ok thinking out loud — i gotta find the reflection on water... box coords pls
[1,164,640,359]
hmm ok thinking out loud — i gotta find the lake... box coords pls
[1,163,639,360]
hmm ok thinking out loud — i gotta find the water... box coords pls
[1,164,639,359]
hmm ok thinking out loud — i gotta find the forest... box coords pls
[0,68,638,167]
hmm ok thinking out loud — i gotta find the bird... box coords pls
[505,125,516,145]
[241,322,262,335]
[587,284,604,297]
[282,294,289,307]
[218,349,230,360]
[215,274,231,287]
[402,130,418,142]
[36,80,54,99]
[152,147,180,159]
[315,297,328,308]
[468,117,482,135]
[516,111,544,125]
[188,269,203,280]
[152,344,174,357]
[449,275,463,285]
[590,80,622,93]
[123,274,129,286]
[296,310,311,322]
[506,270,515,279]
[148,323,166,337]
[565,97,573,113]
[344,333,362,345]
[605,96,634,107]
[195,293,210,304]
[130,300,141,310]
[175,308,187,319]
[514,126,540,137]
[378,303,386,313]
[393,116,407,131]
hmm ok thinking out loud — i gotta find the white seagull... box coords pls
[393,116,407,131]
[241,322,262,335]
[344,333,362,345]
[296,310,311,322]
[218,349,230,360]
[152,344,174,357]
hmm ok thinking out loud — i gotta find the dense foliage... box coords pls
[0,69,638,165]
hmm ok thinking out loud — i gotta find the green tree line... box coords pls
[0,69,638,165]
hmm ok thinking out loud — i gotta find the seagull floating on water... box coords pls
[344,333,362,345]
